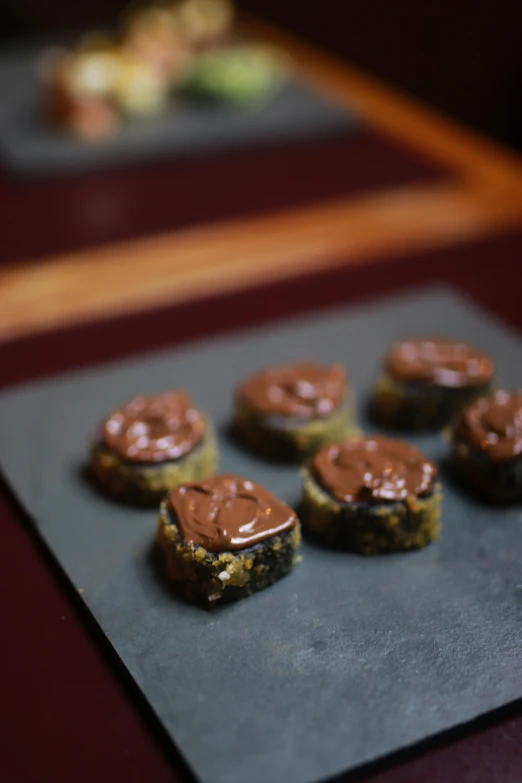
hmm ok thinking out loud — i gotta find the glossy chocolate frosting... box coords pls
[385,337,493,388]
[311,435,437,504]
[454,390,522,462]
[101,391,205,462]
[168,474,297,552]
[237,361,347,419]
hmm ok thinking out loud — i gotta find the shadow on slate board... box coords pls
[0,287,521,783]
[0,43,358,175]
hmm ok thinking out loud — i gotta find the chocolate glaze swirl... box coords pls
[311,435,437,504]
[385,337,493,388]
[168,474,297,552]
[454,390,522,462]
[101,391,205,463]
[237,362,347,419]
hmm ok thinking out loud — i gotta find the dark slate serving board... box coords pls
[0,43,358,175]
[0,287,521,783]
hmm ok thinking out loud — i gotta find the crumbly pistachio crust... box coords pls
[371,373,494,431]
[450,436,522,503]
[157,500,302,606]
[300,466,441,554]
[90,421,217,505]
[234,401,359,462]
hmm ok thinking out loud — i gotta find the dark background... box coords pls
[2,0,522,150]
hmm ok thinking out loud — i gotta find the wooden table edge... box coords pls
[2,15,522,342]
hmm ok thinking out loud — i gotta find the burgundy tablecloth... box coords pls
[2,230,522,783]
[1,127,446,264]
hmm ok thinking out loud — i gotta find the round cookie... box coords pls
[300,435,441,553]
[90,391,217,504]
[234,361,358,461]
[158,474,301,605]
[371,336,494,430]
[450,389,522,503]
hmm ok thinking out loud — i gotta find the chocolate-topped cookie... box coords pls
[371,337,494,431]
[234,361,358,461]
[450,390,522,502]
[157,474,301,605]
[90,391,217,504]
[301,435,441,553]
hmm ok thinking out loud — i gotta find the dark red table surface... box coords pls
[0,126,446,265]
[2,229,522,783]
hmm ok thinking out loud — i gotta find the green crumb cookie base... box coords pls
[234,401,360,462]
[371,374,494,431]
[157,501,302,606]
[182,47,287,105]
[90,425,218,506]
[300,467,441,554]
[450,437,522,504]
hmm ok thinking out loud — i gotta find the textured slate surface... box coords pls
[0,44,358,174]
[0,287,521,783]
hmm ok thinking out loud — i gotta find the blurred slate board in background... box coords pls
[0,42,359,175]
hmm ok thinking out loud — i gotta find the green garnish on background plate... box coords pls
[183,44,290,105]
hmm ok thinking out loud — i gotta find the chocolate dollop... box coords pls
[454,390,522,462]
[385,337,493,388]
[168,474,297,552]
[237,361,347,419]
[310,435,437,504]
[101,391,205,463]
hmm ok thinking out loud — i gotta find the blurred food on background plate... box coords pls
[184,45,290,105]
[37,0,292,142]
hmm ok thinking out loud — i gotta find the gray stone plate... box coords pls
[0,287,521,783]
